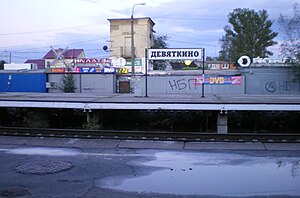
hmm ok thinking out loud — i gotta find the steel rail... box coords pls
[0,127,300,143]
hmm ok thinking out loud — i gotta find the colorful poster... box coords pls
[116,68,129,74]
[50,68,65,73]
[77,67,116,74]
[194,76,242,85]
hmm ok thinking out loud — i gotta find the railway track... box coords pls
[0,126,300,143]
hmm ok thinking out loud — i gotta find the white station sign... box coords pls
[148,48,203,60]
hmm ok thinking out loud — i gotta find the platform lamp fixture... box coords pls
[131,3,146,74]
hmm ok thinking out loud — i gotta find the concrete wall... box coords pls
[240,67,300,94]
[133,75,244,95]
[47,74,116,93]
[2,66,298,95]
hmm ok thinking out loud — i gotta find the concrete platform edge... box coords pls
[1,135,300,151]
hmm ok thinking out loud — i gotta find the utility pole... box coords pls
[9,52,11,63]
[131,3,146,75]
[4,50,11,63]
[202,48,205,98]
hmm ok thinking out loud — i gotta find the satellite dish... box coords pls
[103,45,108,52]
[111,57,126,67]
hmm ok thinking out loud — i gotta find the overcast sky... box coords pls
[0,0,298,63]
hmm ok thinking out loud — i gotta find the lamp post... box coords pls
[202,48,205,98]
[131,3,146,75]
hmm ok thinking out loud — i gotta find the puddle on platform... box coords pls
[0,147,148,158]
[4,147,81,156]
[96,151,300,197]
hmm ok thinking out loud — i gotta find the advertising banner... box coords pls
[73,58,111,66]
[77,67,116,74]
[50,68,65,73]
[194,76,242,85]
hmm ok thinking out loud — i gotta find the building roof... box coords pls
[43,48,84,59]
[148,69,241,76]
[24,59,45,70]
[108,17,155,26]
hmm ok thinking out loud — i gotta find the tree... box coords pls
[152,34,169,70]
[278,3,300,79]
[219,8,278,65]
[61,74,76,93]
[206,56,219,61]
[0,60,6,70]
[219,25,233,61]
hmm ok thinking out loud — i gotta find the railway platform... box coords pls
[1,92,300,111]
[1,92,300,134]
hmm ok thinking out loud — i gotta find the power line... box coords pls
[169,39,217,47]
[0,36,109,52]
[154,32,218,47]
[153,17,227,21]
[0,23,99,36]
[5,51,46,54]
[10,55,29,60]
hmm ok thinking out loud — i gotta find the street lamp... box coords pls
[131,3,146,74]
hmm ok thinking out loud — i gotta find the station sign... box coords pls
[148,48,203,60]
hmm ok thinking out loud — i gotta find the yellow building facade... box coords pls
[108,17,155,73]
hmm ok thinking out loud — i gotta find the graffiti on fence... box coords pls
[168,79,196,91]
[265,81,299,93]
[167,76,242,92]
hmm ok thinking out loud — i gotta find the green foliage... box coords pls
[152,34,169,70]
[220,8,278,65]
[82,122,102,130]
[287,53,300,80]
[206,56,219,61]
[278,3,300,80]
[61,74,76,93]
[219,25,233,61]
[0,60,6,70]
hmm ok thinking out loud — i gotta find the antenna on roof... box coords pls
[49,46,69,67]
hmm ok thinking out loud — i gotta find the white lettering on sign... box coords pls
[73,58,111,65]
[148,49,203,60]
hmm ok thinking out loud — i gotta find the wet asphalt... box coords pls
[0,136,300,198]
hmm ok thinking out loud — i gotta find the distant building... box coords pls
[4,63,37,71]
[43,48,85,69]
[108,17,155,73]
[206,61,236,70]
[24,59,45,70]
